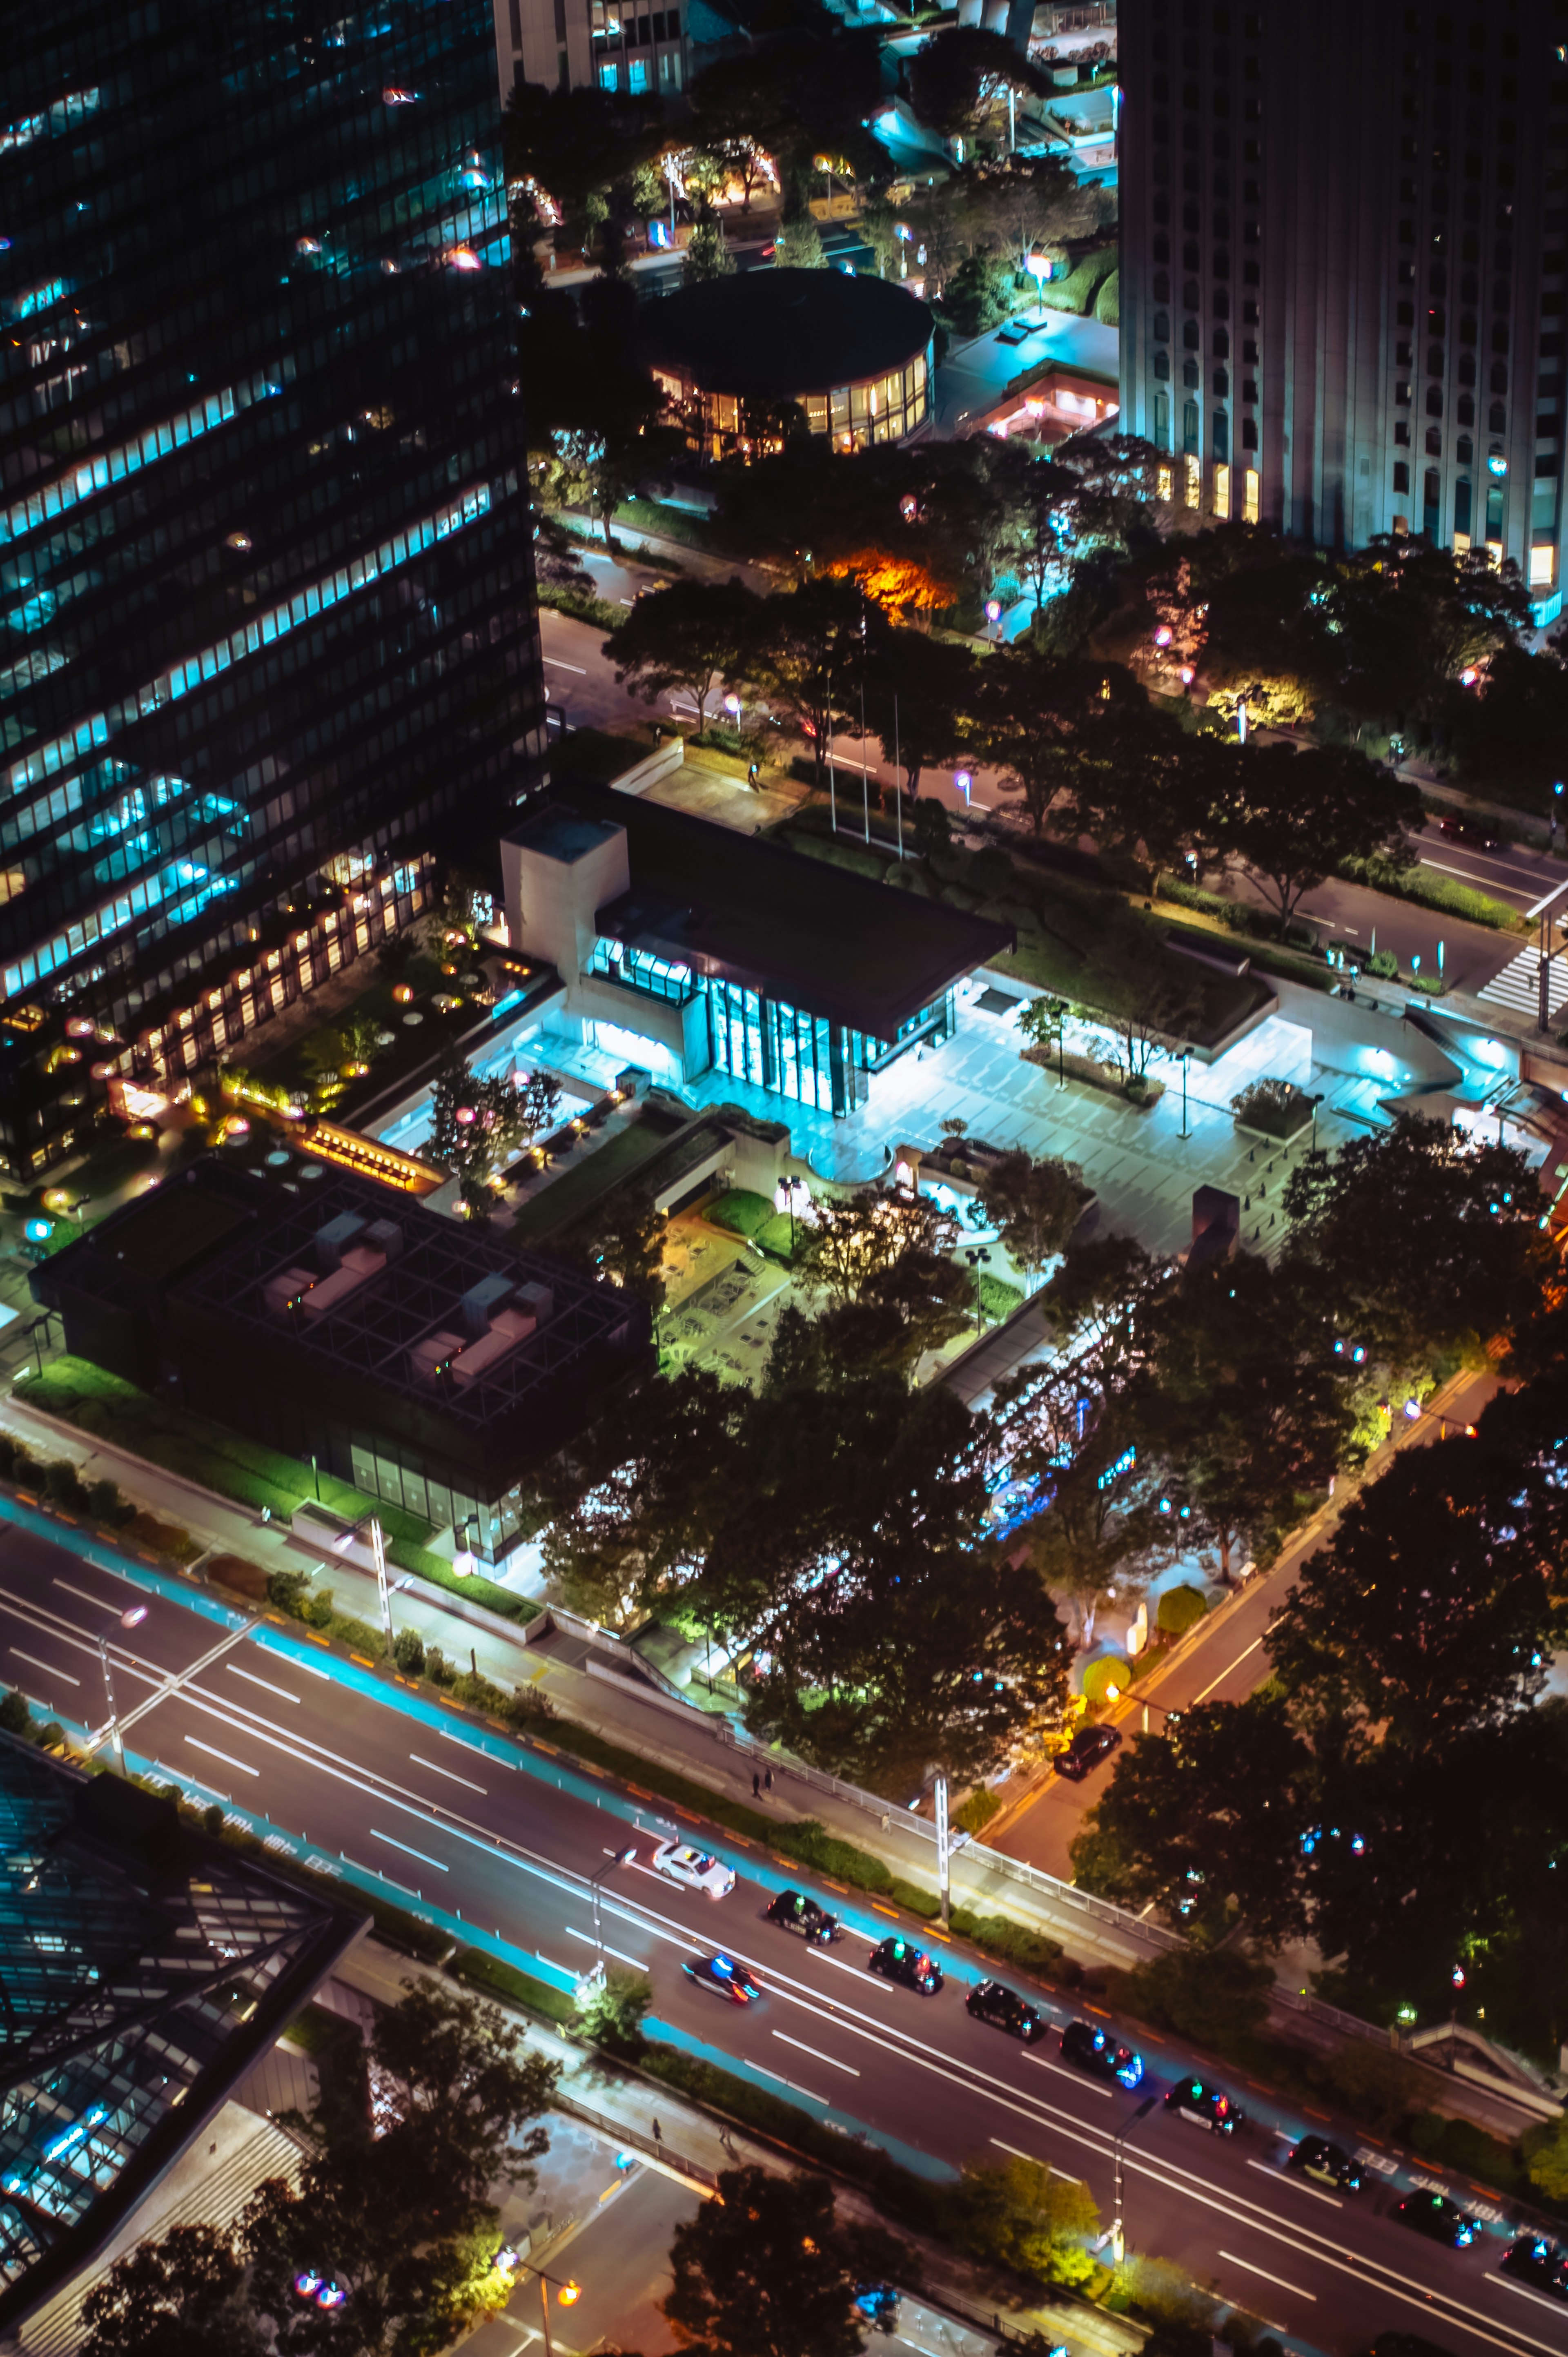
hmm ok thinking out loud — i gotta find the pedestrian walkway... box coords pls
[1477,940,1568,1022]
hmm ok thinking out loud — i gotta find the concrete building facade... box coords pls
[1117,0,1568,619]
[490,0,689,104]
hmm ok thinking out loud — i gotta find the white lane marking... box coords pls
[442,1727,503,1764]
[1192,1634,1263,1704]
[10,1647,79,1683]
[991,2139,1085,2185]
[536,1954,574,1978]
[773,2031,860,2077]
[541,655,586,674]
[186,1735,259,1777]
[53,1577,118,1612]
[565,1925,645,1969]
[133,1656,1560,2357]
[1218,2250,1316,2303]
[1249,2158,1341,2207]
[290,1653,335,1679]
[372,1827,449,1872]
[228,1663,301,1704]
[411,1750,487,1794]
[1492,2278,1568,2317]
[1022,2051,1114,2099]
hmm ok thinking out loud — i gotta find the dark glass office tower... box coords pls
[0,0,544,1114]
[1118,0,1568,621]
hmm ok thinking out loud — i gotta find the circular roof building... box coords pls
[642,268,935,458]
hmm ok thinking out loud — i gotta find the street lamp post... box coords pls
[506,2258,584,2357]
[1111,2093,1159,2264]
[96,1605,147,1769]
[1177,1045,1190,1139]
[588,1846,638,1976]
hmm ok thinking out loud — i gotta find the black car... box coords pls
[1501,2234,1568,2296]
[1393,2190,1479,2249]
[1061,2018,1145,2089]
[1287,2135,1362,2193]
[1437,811,1503,851]
[1164,2076,1243,2134]
[967,1979,1046,2042]
[1055,1726,1122,1782]
[765,1888,841,1945]
[682,1952,762,2006]
[869,1936,944,1995]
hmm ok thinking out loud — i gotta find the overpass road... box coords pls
[3,1517,1564,2357]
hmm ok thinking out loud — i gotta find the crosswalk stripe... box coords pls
[1477,946,1568,1018]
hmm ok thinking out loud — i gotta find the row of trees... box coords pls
[604,570,1425,924]
[530,1117,1547,1798]
[1074,1299,1568,2071]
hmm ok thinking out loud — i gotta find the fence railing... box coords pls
[556,2094,719,2190]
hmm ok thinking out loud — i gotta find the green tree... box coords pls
[573,1967,652,2058]
[905,27,1048,143]
[1267,1439,1566,1743]
[1280,1110,1544,1366]
[869,630,977,798]
[684,220,735,283]
[969,652,1153,836]
[243,1982,558,2357]
[428,1044,531,1215]
[1068,1698,1313,1945]
[1142,1255,1352,1579]
[664,2166,911,2357]
[944,2153,1101,2292]
[1214,740,1424,927]
[1328,535,1532,731]
[738,579,874,793]
[573,1186,667,1311]
[80,2225,266,2357]
[795,1185,958,1309]
[974,1150,1084,1277]
[602,577,761,733]
[773,215,827,270]
[1109,1946,1274,2054]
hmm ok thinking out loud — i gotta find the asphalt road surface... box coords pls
[3,1512,1563,2357]
[991,1368,1504,1882]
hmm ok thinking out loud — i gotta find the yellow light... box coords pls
[1104,1682,1121,1702]
[557,2283,582,2307]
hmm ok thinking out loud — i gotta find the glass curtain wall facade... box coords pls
[707,982,953,1115]
[1,0,545,1034]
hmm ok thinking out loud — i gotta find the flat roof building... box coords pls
[501,783,1012,1119]
[642,272,936,457]
[0,1739,364,2337]
[31,1160,650,1559]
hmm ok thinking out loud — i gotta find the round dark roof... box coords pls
[640,268,934,400]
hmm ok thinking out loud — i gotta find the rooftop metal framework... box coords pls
[173,1167,639,1433]
[0,1738,362,2330]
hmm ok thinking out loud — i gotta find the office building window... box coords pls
[1183,400,1200,453]
[1154,390,1171,445]
[1184,454,1202,509]
[1532,545,1557,587]
[1213,463,1232,519]
[1394,462,1411,493]
[1214,411,1230,460]
[1243,468,1260,523]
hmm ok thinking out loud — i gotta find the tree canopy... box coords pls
[664,2167,910,2357]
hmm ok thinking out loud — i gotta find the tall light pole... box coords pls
[1111,2093,1159,2264]
[893,693,904,861]
[588,1846,638,1977]
[371,1516,393,1654]
[96,1605,145,1768]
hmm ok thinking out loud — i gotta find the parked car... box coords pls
[650,1839,735,1899]
[1054,1726,1122,1782]
[1393,2190,1480,2249]
[1060,2018,1144,2089]
[966,1979,1046,2042]
[1163,2076,1243,2134]
[683,1952,762,2006]
[765,1888,841,1944]
[868,1936,944,1995]
[1287,2135,1362,2193]
[1500,2233,1568,2296]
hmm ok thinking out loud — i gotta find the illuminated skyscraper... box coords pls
[1118,0,1568,620]
[0,0,544,1129]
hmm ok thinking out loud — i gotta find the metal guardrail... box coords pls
[556,2094,719,2190]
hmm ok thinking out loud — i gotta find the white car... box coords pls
[650,1838,736,1899]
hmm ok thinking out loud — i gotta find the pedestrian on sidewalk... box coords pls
[653,2119,663,2146]
[764,1767,773,1793]
[752,1771,761,1798]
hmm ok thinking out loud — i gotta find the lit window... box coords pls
[1531,544,1557,586]
[1213,462,1232,518]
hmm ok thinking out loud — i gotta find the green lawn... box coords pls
[508,1118,679,1242]
[18,1354,534,1622]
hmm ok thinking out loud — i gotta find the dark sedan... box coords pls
[1061,2018,1144,2088]
[1054,1726,1122,1782]
[1436,811,1503,851]
[1287,2135,1362,2193]
[967,1979,1046,2042]
[869,1936,943,1995]
[682,1952,762,2006]
[1501,2233,1568,2296]
[1394,2190,1479,2249]
[765,1888,841,1944]
[1164,2075,1243,2133]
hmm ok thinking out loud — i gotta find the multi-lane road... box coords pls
[4,1510,1565,2357]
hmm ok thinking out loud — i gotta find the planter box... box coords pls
[1022,1045,1164,1111]
[1233,1096,1315,1145]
